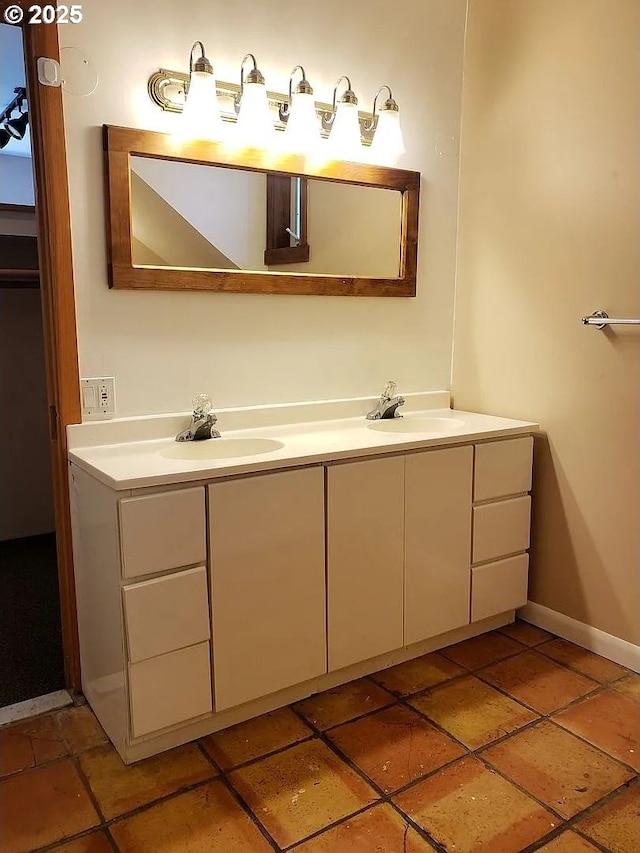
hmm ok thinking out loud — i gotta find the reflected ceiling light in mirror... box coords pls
[181,42,224,141]
[368,85,405,165]
[235,54,273,146]
[6,110,29,140]
[325,76,362,161]
[279,66,319,153]
[0,87,29,150]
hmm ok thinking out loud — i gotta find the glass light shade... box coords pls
[283,91,319,153]
[181,70,224,140]
[326,100,362,160]
[236,81,273,146]
[369,107,405,165]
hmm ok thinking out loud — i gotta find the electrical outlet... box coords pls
[81,377,116,418]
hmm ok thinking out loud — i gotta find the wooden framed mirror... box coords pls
[103,125,420,297]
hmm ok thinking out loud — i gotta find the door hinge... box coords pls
[49,404,58,441]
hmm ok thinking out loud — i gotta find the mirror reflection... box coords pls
[129,156,403,279]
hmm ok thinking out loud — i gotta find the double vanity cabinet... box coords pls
[69,416,535,763]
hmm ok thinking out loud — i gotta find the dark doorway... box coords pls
[0,21,65,707]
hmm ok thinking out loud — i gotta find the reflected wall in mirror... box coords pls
[104,125,419,296]
[129,156,402,278]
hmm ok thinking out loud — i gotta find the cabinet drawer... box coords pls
[119,487,205,579]
[123,566,210,663]
[129,642,212,738]
[472,496,531,564]
[474,437,533,502]
[471,554,529,621]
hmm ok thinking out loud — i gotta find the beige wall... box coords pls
[60,0,466,416]
[453,0,639,644]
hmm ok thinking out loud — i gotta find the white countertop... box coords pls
[68,394,538,491]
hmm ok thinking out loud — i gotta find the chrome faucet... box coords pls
[366,381,405,420]
[175,393,221,441]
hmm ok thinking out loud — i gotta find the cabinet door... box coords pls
[327,456,404,672]
[405,446,473,645]
[209,467,325,711]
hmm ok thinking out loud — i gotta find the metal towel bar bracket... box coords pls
[581,310,640,329]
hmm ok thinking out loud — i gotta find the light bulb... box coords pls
[327,100,362,161]
[181,71,223,140]
[180,43,224,142]
[236,80,273,146]
[370,106,405,165]
[283,90,319,153]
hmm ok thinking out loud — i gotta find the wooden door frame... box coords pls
[1,4,82,690]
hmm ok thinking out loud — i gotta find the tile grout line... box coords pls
[195,738,281,852]
[285,702,449,852]
[29,825,115,853]
[544,716,640,774]
[520,776,637,853]
[197,731,317,775]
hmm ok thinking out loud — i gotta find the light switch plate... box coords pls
[81,377,116,419]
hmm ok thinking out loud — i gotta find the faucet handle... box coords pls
[381,381,398,400]
[192,393,213,416]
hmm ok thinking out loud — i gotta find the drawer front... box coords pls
[119,487,206,579]
[123,565,210,663]
[472,495,531,564]
[129,642,212,738]
[474,437,533,502]
[471,554,529,622]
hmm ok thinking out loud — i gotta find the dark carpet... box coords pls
[0,533,65,707]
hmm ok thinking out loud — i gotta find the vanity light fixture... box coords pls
[148,52,407,163]
[235,54,273,144]
[368,85,405,164]
[181,41,224,140]
[279,66,319,152]
[324,76,363,160]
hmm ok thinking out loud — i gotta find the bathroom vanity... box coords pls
[68,394,537,763]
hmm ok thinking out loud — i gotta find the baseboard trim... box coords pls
[519,602,640,673]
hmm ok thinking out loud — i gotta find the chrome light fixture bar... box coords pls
[148,67,378,145]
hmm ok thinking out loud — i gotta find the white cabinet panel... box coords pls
[123,565,210,663]
[405,446,473,645]
[474,437,533,502]
[129,642,212,738]
[327,456,404,671]
[471,554,529,621]
[119,487,205,579]
[209,467,326,711]
[472,496,531,564]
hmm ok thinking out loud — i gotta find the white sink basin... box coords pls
[161,437,285,460]
[367,416,466,434]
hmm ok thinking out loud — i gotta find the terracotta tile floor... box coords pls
[1,623,638,853]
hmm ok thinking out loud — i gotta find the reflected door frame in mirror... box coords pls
[103,124,419,297]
